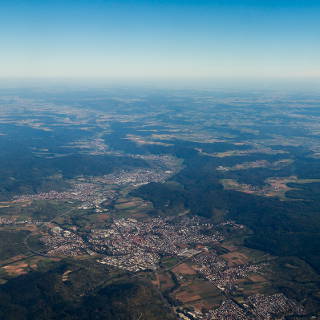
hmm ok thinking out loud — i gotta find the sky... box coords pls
[0,0,319,82]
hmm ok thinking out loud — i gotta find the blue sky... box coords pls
[1,0,319,80]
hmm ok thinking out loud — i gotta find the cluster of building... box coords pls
[216,160,270,172]
[16,181,116,210]
[180,293,305,320]
[177,300,248,320]
[247,293,305,319]
[99,248,159,272]
[191,252,264,293]
[41,226,89,256]
[216,159,292,173]
[13,166,173,211]
[40,216,223,272]
[0,216,40,225]
[67,137,109,155]
[94,216,223,272]
[204,300,248,320]
[133,154,182,170]
[95,168,173,187]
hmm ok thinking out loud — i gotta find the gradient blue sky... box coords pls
[1,0,319,80]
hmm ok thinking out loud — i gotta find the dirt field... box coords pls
[248,274,267,282]
[159,273,175,290]
[1,254,27,265]
[96,214,111,221]
[221,251,249,266]
[235,278,270,296]
[3,262,29,276]
[220,243,238,252]
[175,290,201,303]
[115,201,141,209]
[174,280,224,311]
[172,263,197,275]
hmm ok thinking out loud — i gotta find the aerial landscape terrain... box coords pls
[0,87,319,319]
[1,0,319,318]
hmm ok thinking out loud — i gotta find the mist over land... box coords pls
[1,0,320,318]
[0,84,319,319]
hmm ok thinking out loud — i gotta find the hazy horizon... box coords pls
[1,0,319,80]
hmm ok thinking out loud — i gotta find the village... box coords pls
[13,166,174,211]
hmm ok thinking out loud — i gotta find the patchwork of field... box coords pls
[221,176,320,200]
[0,90,320,318]
[174,280,224,311]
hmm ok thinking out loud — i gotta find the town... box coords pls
[14,166,177,211]
[39,216,305,320]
